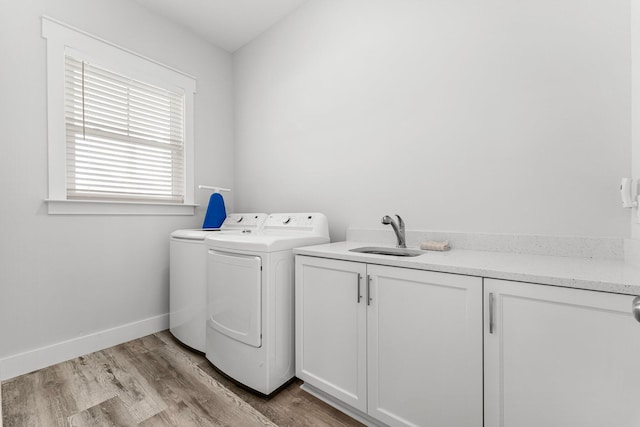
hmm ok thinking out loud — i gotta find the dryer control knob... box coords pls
[282,216,291,224]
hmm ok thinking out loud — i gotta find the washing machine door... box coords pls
[207,250,262,347]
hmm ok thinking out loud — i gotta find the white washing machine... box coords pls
[205,213,329,395]
[169,213,267,352]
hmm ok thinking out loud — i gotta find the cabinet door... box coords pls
[485,279,640,427]
[367,265,483,427]
[295,256,368,412]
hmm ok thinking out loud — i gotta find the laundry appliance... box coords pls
[205,213,329,395]
[169,213,267,352]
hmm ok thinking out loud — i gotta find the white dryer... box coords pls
[205,213,329,395]
[169,213,267,352]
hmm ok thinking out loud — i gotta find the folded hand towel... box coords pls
[420,240,450,251]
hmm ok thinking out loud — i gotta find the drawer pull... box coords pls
[489,292,496,334]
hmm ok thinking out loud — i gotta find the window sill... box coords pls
[45,199,197,215]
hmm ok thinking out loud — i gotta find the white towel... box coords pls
[420,240,450,251]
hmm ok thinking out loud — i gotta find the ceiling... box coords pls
[133,0,309,52]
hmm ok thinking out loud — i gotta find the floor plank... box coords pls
[1,330,363,427]
[68,396,137,427]
[197,363,362,427]
[2,360,79,427]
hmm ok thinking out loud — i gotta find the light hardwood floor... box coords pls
[1,331,362,426]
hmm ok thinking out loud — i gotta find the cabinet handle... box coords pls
[367,275,372,306]
[633,296,640,323]
[357,274,362,303]
[489,292,495,334]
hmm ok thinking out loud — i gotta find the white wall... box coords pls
[0,0,634,380]
[632,0,640,240]
[234,0,631,242]
[0,0,234,375]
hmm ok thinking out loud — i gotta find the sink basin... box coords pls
[349,246,425,257]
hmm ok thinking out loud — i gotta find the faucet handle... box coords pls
[395,214,404,229]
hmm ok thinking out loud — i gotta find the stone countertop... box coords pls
[294,241,640,296]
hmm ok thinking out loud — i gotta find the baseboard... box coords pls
[0,313,169,381]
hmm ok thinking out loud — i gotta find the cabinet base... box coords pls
[299,382,386,427]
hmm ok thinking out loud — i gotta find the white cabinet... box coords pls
[484,279,640,427]
[295,256,368,411]
[366,264,483,427]
[295,255,483,427]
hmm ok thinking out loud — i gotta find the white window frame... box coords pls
[42,16,196,215]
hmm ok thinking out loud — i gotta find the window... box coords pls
[65,56,185,203]
[42,17,196,214]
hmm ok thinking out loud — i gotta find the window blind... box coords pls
[64,55,185,203]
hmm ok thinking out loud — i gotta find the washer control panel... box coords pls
[221,213,268,230]
[263,213,328,234]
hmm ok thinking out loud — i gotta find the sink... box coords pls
[349,246,425,257]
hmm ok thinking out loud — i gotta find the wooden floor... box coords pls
[1,331,362,426]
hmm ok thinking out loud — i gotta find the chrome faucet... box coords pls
[381,214,406,248]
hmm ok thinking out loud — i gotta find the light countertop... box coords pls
[294,241,640,296]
